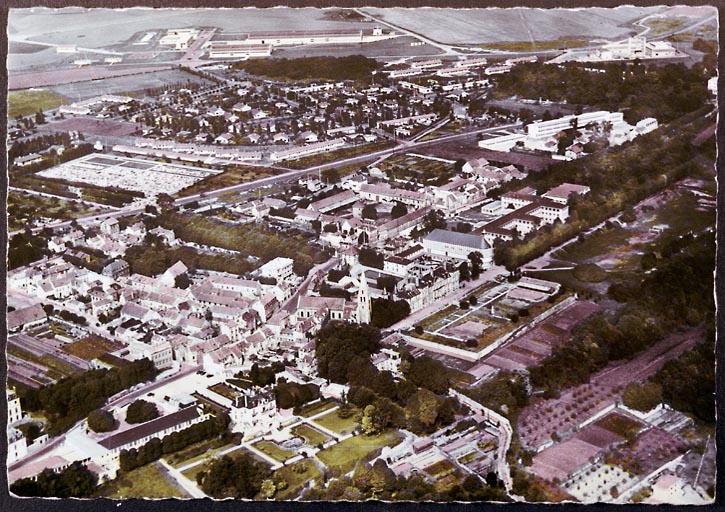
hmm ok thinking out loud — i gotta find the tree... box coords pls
[87,409,116,433]
[174,272,192,289]
[200,453,264,499]
[10,461,97,498]
[125,399,159,424]
[315,322,382,384]
[405,388,439,429]
[371,298,410,328]
[640,251,658,271]
[362,204,378,220]
[361,404,380,435]
[321,168,341,184]
[623,382,662,412]
[391,202,408,219]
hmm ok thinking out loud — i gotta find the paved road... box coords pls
[157,458,208,498]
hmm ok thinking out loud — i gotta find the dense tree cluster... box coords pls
[494,60,710,123]
[198,453,265,499]
[358,247,385,269]
[125,399,160,424]
[530,231,714,394]
[8,231,49,270]
[304,459,509,502]
[10,462,97,498]
[494,129,709,270]
[234,55,382,82]
[371,298,410,328]
[120,414,230,472]
[155,211,329,276]
[17,359,157,436]
[391,202,408,219]
[315,321,381,383]
[652,335,715,423]
[275,381,320,410]
[464,371,529,417]
[87,409,116,433]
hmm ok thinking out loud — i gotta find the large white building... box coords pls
[257,257,295,282]
[159,28,199,50]
[422,229,494,265]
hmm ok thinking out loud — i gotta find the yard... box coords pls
[94,463,185,499]
[166,437,233,467]
[291,424,330,447]
[283,140,396,170]
[268,460,323,500]
[8,89,68,118]
[316,430,402,475]
[295,398,336,418]
[595,413,643,438]
[62,335,124,361]
[252,440,297,463]
[424,459,456,478]
[174,165,276,198]
[312,407,360,436]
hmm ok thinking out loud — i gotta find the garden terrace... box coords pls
[315,430,402,475]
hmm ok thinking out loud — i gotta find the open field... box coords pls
[275,35,442,60]
[312,408,360,436]
[483,38,591,51]
[9,66,175,90]
[363,7,661,44]
[269,460,323,500]
[316,431,402,474]
[8,89,68,117]
[94,462,185,499]
[49,68,214,100]
[37,117,139,137]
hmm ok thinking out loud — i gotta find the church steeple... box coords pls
[357,273,371,324]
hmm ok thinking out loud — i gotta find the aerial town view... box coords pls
[4,4,718,504]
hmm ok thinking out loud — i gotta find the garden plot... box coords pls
[479,300,600,376]
[564,464,635,503]
[608,427,687,477]
[37,153,220,197]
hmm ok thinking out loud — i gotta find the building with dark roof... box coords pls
[98,405,208,453]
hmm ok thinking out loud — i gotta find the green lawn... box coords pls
[269,460,323,500]
[252,440,297,462]
[554,225,632,264]
[8,90,68,118]
[312,408,360,436]
[168,438,233,468]
[295,398,336,418]
[316,430,402,475]
[291,424,330,447]
[483,38,590,51]
[95,463,185,499]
